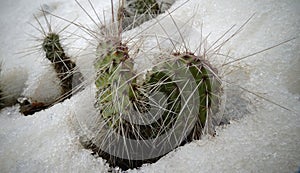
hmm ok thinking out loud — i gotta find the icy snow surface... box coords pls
[0,0,300,172]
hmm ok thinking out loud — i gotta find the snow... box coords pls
[0,0,300,172]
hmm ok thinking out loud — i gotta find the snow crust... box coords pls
[0,0,299,172]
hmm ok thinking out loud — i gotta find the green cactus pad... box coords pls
[175,52,221,139]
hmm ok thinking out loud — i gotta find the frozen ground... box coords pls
[0,0,299,172]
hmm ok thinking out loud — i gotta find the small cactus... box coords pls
[118,0,175,29]
[19,15,83,115]
[42,32,82,98]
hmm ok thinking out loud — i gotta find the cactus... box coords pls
[94,40,134,128]
[19,16,83,115]
[87,36,221,169]
[68,0,222,170]
[118,0,175,29]
[42,32,82,98]
[71,0,222,169]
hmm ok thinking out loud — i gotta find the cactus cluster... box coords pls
[1,0,295,172]
[1,0,221,170]
[88,35,221,169]
[71,0,223,170]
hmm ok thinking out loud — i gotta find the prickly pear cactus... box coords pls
[90,37,221,169]
[19,32,83,115]
[76,0,222,170]
[118,0,175,29]
[42,33,81,98]
[126,0,160,14]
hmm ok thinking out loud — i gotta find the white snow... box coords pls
[0,0,299,172]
